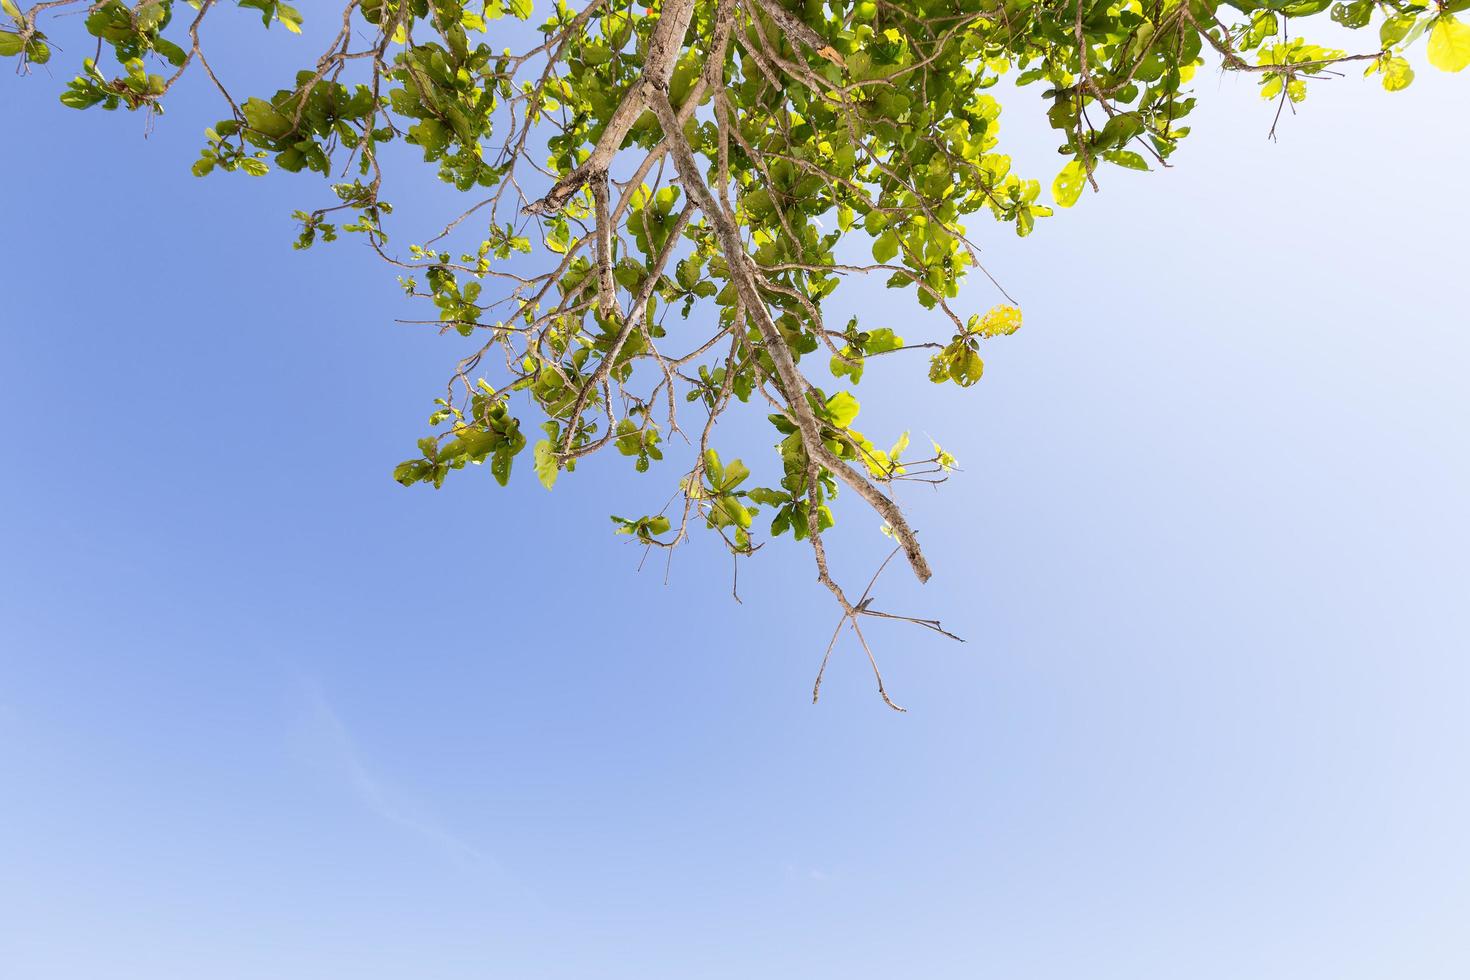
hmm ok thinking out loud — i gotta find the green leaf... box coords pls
[277,2,303,33]
[154,37,188,68]
[862,328,903,354]
[59,81,105,110]
[1103,149,1149,171]
[831,350,864,383]
[137,1,166,30]
[872,230,899,264]
[770,508,791,537]
[949,348,984,387]
[1330,0,1372,29]
[393,459,431,486]
[490,447,513,486]
[533,439,559,489]
[241,97,292,140]
[702,448,724,488]
[712,495,752,529]
[720,458,750,491]
[1380,14,1417,46]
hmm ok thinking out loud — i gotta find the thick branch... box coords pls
[522,0,697,216]
[740,0,846,67]
[646,85,933,584]
[591,172,617,318]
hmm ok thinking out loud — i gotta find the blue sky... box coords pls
[2,12,1467,979]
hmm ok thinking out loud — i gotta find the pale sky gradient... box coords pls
[2,12,1467,979]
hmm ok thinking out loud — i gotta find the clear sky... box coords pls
[2,13,1467,980]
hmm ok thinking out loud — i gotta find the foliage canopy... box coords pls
[5,0,1463,705]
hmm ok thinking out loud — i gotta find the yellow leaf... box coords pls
[1052,159,1088,208]
[975,304,1023,338]
[1428,16,1470,72]
[1381,55,1415,91]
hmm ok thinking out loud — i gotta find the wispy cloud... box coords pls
[784,863,832,883]
[289,676,494,869]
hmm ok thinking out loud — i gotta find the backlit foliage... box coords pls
[5,0,1462,705]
